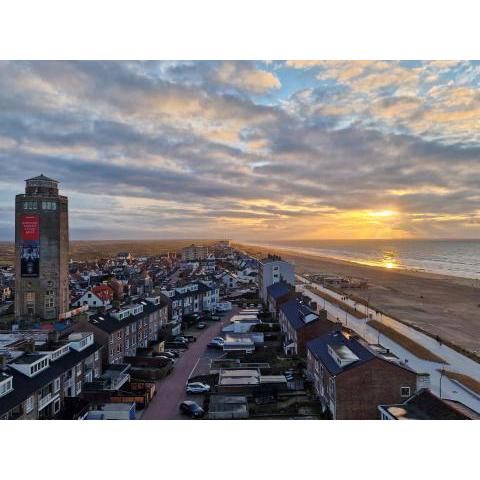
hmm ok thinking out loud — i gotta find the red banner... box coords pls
[21,215,39,241]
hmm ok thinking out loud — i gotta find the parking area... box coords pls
[141,307,238,420]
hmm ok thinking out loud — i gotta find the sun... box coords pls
[368,210,396,217]
[385,262,395,269]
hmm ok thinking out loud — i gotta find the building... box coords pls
[378,389,479,420]
[15,175,69,322]
[181,244,209,261]
[160,281,220,325]
[258,255,295,301]
[0,331,102,420]
[72,284,114,309]
[279,299,335,357]
[306,331,420,419]
[266,282,295,319]
[76,296,169,365]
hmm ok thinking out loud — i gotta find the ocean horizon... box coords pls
[245,238,480,280]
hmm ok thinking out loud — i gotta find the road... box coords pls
[297,277,480,413]
[141,308,237,420]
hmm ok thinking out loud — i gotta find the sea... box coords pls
[248,239,480,280]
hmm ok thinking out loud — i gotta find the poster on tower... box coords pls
[20,214,40,277]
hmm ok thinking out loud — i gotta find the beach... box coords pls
[236,242,480,355]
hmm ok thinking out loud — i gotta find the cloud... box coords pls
[0,60,479,240]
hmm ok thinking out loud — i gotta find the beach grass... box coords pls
[306,286,366,319]
[441,370,480,395]
[367,320,447,364]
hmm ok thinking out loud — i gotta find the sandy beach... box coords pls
[236,242,480,355]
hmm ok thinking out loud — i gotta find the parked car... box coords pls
[165,349,180,358]
[207,337,225,349]
[182,335,197,343]
[158,351,175,359]
[211,315,221,321]
[186,382,211,394]
[157,354,175,363]
[197,322,207,329]
[179,401,205,418]
[165,341,189,350]
[174,336,189,344]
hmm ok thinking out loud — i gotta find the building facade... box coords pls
[258,255,295,301]
[0,331,102,420]
[279,299,334,357]
[77,297,169,365]
[306,331,419,419]
[181,244,209,261]
[15,175,69,322]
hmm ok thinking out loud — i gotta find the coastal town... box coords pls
[0,175,478,420]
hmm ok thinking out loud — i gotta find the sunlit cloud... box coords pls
[0,60,479,240]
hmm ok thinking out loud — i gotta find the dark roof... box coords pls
[266,282,291,300]
[280,299,319,329]
[0,342,101,416]
[11,353,48,365]
[306,331,376,375]
[25,174,58,183]
[89,298,167,334]
[379,389,477,420]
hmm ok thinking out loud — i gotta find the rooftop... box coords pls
[307,331,375,375]
[280,299,320,329]
[379,389,479,420]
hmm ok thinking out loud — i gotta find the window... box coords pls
[0,379,13,397]
[45,290,55,309]
[25,396,34,414]
[94,351,99,361]
[53,377,61,393]
[76,381,82,395]
[401,386,411,398]
[42,201,57,210]
[76,364,82,376]
[328,377,335,396]
[53,398,61,414]
[23,201,38,210]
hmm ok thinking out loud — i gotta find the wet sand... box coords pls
[237,243,480,355]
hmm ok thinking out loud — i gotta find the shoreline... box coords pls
[239,241,479,288]
[236,242,480,355]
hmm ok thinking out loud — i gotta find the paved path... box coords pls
[142,308,237,420]
[297,277,480,413]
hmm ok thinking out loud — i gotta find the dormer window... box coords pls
[0,375,13,397]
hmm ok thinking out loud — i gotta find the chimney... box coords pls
[47,330,59,343]
[20,339,36,353]
[0,354,7,369]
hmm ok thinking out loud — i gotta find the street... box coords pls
[141,307,237,420]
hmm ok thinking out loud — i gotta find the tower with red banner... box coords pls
[15,175,69,322]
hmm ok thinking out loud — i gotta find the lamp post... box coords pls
[439,368,445,399]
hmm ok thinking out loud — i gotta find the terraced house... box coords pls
[160,281,220,326]
[279,298,334,357]
[306,331,424,420]
[76,296,168,365]
[0,331,102,420]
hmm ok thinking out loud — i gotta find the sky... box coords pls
[0,60,479,241]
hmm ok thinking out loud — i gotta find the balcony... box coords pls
[38,392,60,411]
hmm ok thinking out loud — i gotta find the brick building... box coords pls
[266,282,295,319]
[76,296,168,365]
[306,331,420,419]
[279,299,335,357]
[15,175,69,322]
